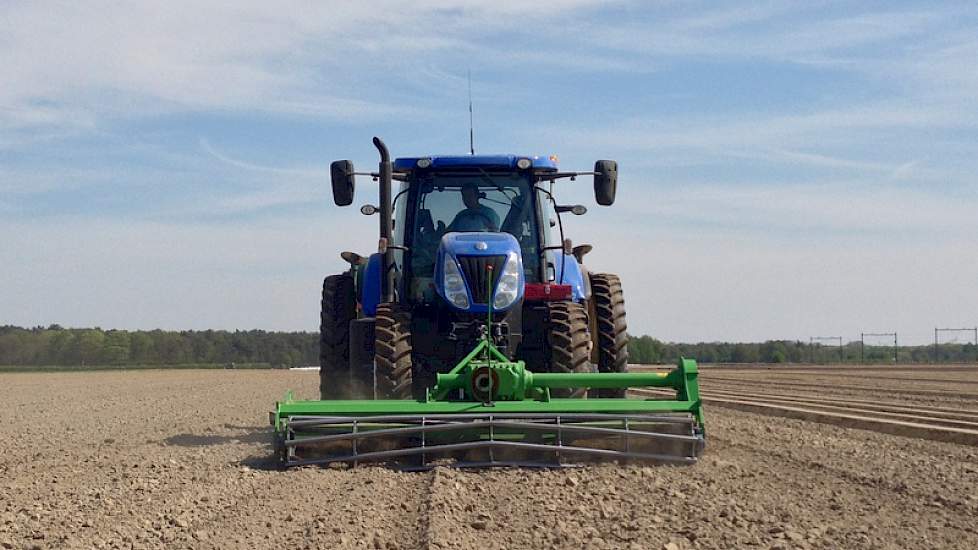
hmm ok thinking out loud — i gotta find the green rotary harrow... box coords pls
[271,329,705,469]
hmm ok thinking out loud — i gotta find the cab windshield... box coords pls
[409,172,539,286]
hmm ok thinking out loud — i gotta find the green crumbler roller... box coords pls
[271,331,705,469]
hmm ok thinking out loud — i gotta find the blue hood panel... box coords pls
[441,232,518,255]
[435,232,524,313]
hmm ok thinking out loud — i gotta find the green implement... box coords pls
[271,335,705,469]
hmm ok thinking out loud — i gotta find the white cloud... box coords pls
[538,96,978,194]
[630,179,978,239]
[583,7,935,60]
[198,139,323,177]
[614,102,976,151]
[2,2,975,149]
[0,0,617,137]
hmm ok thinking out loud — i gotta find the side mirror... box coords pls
[593,160,618,206]
[330,160,356,206]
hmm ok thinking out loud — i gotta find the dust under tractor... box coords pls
[270,137,705,469]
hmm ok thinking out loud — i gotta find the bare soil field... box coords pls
[1,367,977,549]
[696,363,978,411]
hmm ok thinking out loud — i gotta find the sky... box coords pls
[2,1,977,345]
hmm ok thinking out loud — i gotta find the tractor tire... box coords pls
[374,303,414,399]
[348,318,376,398]
[320,274,357,399]
[591,273,629,397]
[546,301,593,397]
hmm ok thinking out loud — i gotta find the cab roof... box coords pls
[392,154,558,172]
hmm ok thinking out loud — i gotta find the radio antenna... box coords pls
[468,69,475,155]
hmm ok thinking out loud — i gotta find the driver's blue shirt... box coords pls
[448,204,500,232]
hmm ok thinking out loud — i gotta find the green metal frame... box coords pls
[271,355,703,435]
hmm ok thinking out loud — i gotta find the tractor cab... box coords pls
[337,154,616,310]
[391,155,558,305]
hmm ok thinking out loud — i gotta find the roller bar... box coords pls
[276,412,704,469]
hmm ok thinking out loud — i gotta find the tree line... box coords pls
[628,335,977,364]
[0,325,975,368]
[0,325,317,368]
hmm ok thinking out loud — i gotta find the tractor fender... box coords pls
[549,251,589,302]
[361,253,383,316]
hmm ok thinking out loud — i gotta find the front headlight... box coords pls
[443,256,470,309]
[493,253,521,309]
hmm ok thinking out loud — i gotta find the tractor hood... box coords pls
[435,232,524,313]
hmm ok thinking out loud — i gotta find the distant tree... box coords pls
[75,330,105,365]
[100,330,131,364]
[129,332,156,363]
[731,343,759,363]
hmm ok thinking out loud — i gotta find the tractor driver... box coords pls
[447,181,500,232]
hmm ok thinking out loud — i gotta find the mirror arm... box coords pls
[555,204,587,215]
[362,171,409,182]
[533,171,600,183]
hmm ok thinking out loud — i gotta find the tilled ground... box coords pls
[1,369,977,550]
[697,364,978,410]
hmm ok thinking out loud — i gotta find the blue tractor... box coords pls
[320,137,628,401]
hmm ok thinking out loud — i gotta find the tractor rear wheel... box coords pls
[591,273,629,397]
[374,303,414,399]
[320,274,357,399]
[546,301,593,397]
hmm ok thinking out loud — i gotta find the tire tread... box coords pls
[590,273,629,398]
[374,303,413,399]
[320,274,357,399]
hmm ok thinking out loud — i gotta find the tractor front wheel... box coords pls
[374,303,414,399]
[546,301,593,397]
[591,273,629,397]
[320,274,357,399]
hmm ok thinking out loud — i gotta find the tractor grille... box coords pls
[457,255,505,304]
